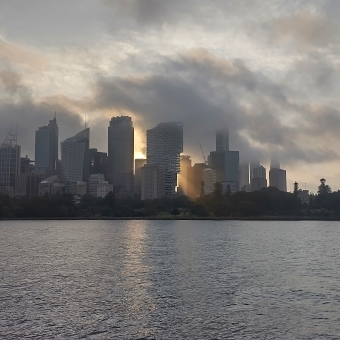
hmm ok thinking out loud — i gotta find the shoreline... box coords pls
[0,216,340,221]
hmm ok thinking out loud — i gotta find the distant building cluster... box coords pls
[0,115,292,201]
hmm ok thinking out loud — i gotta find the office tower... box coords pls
[187,163,208,199]
[0,129,21,195]
[35,116,58,175]
[251,165,267,191]
[250,161,260,180]
[147,122,183,196]
[108,116,134,195]
[239,163,250,189]
[178,155,192,195]
[89,148,108,180]
[216,128,229,152]
[134,158,147,196]
[269,168,287,192]
[89,173,113,198]
[141,164,165,200]
[61,128,90,182]
[202,168,216,195]
[208,129,239,193]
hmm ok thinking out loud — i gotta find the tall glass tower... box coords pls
[35,116,58,175]
[108,116,134,195]
[0,129,20,190]
[147,122,183,196]
[61,128,89,182]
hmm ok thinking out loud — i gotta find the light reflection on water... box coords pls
[1,220,340,339]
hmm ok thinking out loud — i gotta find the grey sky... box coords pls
[1,0,340,192]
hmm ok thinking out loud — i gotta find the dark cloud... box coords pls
[0,71,84,158]
[89,49,340,166]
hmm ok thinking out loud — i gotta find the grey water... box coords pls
[1,221,340,339]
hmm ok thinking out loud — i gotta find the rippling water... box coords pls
[1,220,340,339]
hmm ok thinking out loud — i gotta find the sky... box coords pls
[1,0,340,193]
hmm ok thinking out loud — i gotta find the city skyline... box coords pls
[2,1,340,193]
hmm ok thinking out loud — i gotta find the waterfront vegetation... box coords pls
[1,180,340,219]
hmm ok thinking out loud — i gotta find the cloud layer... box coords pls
[1,0,340,191]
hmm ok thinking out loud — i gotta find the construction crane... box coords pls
[199,143,208,165]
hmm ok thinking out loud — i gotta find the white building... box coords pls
[202,168,216,195]
[88,173,113,198]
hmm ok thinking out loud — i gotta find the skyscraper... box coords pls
[0,129,21,194]
[134,158,147,196]
[208,128,239,193]
[108,116,134,195]
[251,165,267,191]
[35,116,58,175]
[141,164,165,200]
[202,168,216,195]
[239,163,250,190]
[89,148,108,180]
[178,155,191,195]
[61,128,89,182]
[147,122,183,196]
[216,128,229,152]
[269,168,287,192]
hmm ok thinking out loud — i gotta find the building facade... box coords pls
[202,168,216,195]
[0,130,21,193]
[187,163,208,199]
[269,168,287,192]
[134,158,147,197]
[35,116,58,175]
[108,116,134,195]
[61,128,90,183]
[141,164,165,200]
[178,155,191,195]
[251,165,267,191]
[147,122,183,196]
[89,148,108,180]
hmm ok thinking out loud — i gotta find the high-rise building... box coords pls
[251,165,267,191]
[108,116,134,195]
[208,129,239,192]
[134,158,147,196]
[202,168,216,195]
[147,122,183,196]
[89,148,108,180]
[216,128,229,152]
[178,155,191,195]
[61,128,90,183]
[0,129,21,195]
[239,163,249,190]
[269,168,287,192]
[35,116,58,175]
[141,164,165,200]
[187,163,208,199]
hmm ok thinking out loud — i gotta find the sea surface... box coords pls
[1,220,340,339]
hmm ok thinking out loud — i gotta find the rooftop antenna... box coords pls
[84,113,87,130]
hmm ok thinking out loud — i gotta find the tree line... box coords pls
[0,179,339,219]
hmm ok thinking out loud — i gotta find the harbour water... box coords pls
[1,220,340,339]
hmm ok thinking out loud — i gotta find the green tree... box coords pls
[318,178,331,195]
[170,207,180,217]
